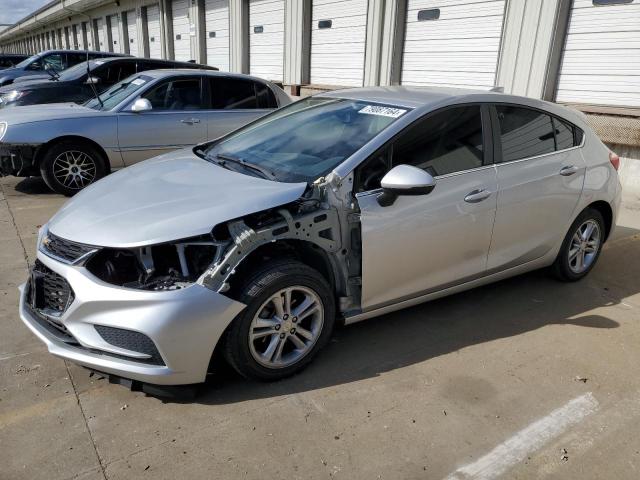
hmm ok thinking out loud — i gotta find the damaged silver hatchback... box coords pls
[19,87,622,386]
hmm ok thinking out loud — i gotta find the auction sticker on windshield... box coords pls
[358,105,407,118]
[132,78,147,86]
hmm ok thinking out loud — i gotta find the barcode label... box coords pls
[358,105,407,118]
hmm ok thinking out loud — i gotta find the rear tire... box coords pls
[40,140,107,196]
[552,208,605,282]
[223,260,335,381]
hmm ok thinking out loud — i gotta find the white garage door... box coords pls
[147,5,162,58]
[172,0,192,61]
[249,0,285,81]
[205,0,230,71]
[310,0,368,87]
[556,0,640,108]
[109,15,121,53]
[401,0,505,89]
[95,20,105,51]
[126,10,139,55]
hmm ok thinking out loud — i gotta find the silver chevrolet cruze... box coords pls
[19,87,622,389]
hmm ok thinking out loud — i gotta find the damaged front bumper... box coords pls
[0,144,39,177]
[19,251,246,385]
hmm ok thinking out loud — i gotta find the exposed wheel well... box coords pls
[587,201,613,241]
[35,136,111,173]
[227,240,337,299]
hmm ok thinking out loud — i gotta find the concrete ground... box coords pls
[1,166,640,480]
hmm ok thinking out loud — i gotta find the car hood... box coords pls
[11,74,51,85]
[1,102,99,123]
[48,149,308,248]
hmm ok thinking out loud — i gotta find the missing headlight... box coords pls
[85,236,219,291]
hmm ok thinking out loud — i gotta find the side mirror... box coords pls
[130,98,152,113]
[377,164,436,207]
[85,76,100,85]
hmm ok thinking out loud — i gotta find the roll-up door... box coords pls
[556,0,640,107]
[146,5,162,58]
[172,0,192,61]
[401,0,506,89]
[310,0,368,87]
[205,0,230,71]
[95,20,105,51]
[126,10,139,55]
[248,0,285,81]
[109,15,121,53]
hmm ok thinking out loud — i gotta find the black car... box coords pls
[0,57,218,108]
[0,54,29,69]
[0,50,130,86]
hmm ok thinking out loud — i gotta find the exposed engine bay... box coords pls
[85,174,363,314]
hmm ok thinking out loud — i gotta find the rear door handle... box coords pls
[560,165,578,176]
[464,189,492,203]
[180,118,201,125]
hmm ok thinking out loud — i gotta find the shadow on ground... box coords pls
[168,227,638,406]
[14,177,55,195]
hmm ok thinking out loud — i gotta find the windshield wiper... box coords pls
[214,153,277,181]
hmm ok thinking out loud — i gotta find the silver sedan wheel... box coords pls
[52,150,97,190]
[568,219,601,274]
[249,286,324,369]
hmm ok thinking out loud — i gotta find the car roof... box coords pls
[88,57,210,66]
[138,68,272,83]
[38,49,130,56]
[318,86,587,127]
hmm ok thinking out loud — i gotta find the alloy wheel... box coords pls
[568,219,601,274]
[248,286,324,369]
[52,150,97,190]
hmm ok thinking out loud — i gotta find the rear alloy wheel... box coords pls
[223,260,335,381]
[40,141,106,196]
[553,208,605,282]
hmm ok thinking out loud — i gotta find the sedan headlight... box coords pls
[0,90,28,106]
[0,121,7,141]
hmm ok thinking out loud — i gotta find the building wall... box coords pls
[0,0,639,152]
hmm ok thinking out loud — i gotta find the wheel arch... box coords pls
[35,135,111,173]
[227,239,339,299]
[586,200,613,242]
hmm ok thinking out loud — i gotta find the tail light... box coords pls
[609,151,620,171]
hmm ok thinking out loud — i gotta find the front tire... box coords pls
[552,208,605,282]
[223,260,335,381]
[40,140,106,196]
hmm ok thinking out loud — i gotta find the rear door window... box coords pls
[211,77,258,109]
[495,106,555,162]
[553,117,575,151]
[256,82,278,108]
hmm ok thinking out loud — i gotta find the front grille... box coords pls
[95,325,165,366]
[41,232,96,264]
[32,260,75,314]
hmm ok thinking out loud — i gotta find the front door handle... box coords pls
[464,189,491,203]
[560,165,578,176]
[180,118,201,125]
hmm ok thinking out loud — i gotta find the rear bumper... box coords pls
[19,251,246,385]
[0,144,39,177]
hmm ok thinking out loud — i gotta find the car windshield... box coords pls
[14,54,40,69]
[85,74,152,111]
[58,60,95,81]
[203,97,408,183]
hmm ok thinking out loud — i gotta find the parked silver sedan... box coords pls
[19,87,621,391]
[0,69,290,194]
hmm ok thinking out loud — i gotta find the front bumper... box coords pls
[19,251,246,385]
[0,144,39,177]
